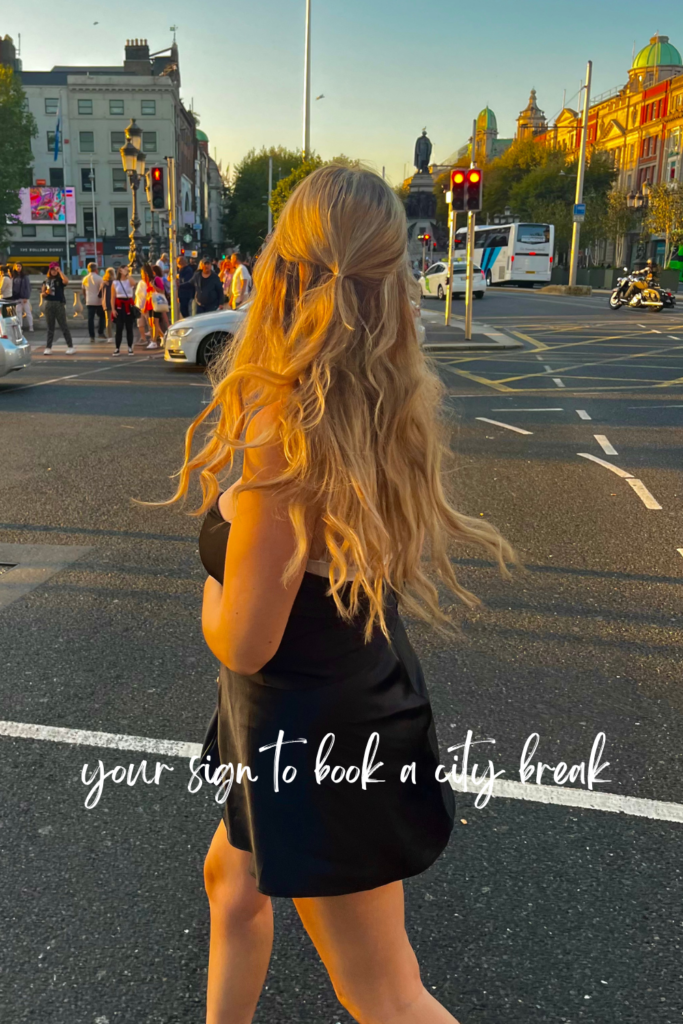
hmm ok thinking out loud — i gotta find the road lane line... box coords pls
[678,549,683,558]
[626,479,662,510]
[491,408,563,412]
[543,364,553,372]
[594,435,618,456]
[577,454,634,478]
[1,719,682,823]
[669,336,681,340]
[0,362,145,394]
[535,355,544,361]
[552,378,565,388]
[475,417,533,435]
[576,410,592,419]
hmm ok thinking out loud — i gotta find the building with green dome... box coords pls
[630,34,683,86]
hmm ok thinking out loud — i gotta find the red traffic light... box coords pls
[467,169,481,184]
[465,167,483,212]
[451,168,467,211]
[152,167,162,181]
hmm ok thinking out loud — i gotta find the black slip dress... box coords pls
[198,498,455,897]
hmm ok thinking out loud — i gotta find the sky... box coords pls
[5,1,683,184]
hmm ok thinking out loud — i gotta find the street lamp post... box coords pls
[568,60,592,288]
[626,181,650,264]
[302,0,311,158]
[120,119,147,273]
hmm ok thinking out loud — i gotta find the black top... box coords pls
[43,276,66,303]
[192,270,223,310]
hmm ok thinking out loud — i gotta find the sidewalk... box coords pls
[421,311,522,352]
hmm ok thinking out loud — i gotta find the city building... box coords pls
[1,36,225,271]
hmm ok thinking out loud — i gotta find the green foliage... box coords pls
[0,67,37,247]
[222,146,304,255]
[644,181,683,266]
[270,155,323,224]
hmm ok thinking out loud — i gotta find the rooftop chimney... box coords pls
[124,38,151,75]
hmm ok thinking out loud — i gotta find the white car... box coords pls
[165,300,426,367]
[0,302,31,377]
[419,260,487,300]
[164,306,249,366]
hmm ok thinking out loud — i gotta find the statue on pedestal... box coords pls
[413,129,433,174]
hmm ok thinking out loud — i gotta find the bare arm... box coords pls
[201,407,309,675]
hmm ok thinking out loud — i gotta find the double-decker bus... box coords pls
[454,222,555,286]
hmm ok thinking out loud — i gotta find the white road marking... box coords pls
[552,378,565,388]
[535,355,544,361]
[476,417,533,435]
[1,718,681,823]
[677,548,683,558]
[577,453,634,478]
[0,720,201,759]
[1,362,145,394]
[576,410,592,420]
[669,336,681,340]
[651,329,662,334]
[543,364,553,372]
[491,408,563,412]
[450,775,683,823]
[626,479,662,510]
[627,405,683,409]
[594,435,618,456]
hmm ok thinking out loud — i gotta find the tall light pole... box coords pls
[89,157,98,265]
[569,60,592,287]
[302,0,311,158]
[120,119,146,273]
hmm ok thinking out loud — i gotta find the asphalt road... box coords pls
[1,289,682,1024]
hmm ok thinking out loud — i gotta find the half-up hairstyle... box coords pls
[167,163,515,637]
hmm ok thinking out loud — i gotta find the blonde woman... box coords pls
[170,165,513,1024]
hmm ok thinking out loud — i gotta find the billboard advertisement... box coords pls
[18,187,76,225]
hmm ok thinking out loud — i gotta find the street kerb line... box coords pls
[1,719,682,823]
[475,417,533,435]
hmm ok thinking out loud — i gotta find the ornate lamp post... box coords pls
[119,119,146,272]
[627,181,650,264]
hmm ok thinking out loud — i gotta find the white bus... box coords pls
[454,222,555,286]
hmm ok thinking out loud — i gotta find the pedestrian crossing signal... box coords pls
[465,168,483,212]
[150,166,166,211]
[451,169,466,211]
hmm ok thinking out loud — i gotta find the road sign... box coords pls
[573,202,586,223]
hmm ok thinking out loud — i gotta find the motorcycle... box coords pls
[609,268,664,311]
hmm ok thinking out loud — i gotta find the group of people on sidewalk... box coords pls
[29,251,253,355]
[0,263,35,332]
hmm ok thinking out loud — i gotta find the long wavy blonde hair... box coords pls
[169,163,514,637]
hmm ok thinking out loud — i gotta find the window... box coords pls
[79,131,95,153]
[52,225,66,238]
[21,225,37,237]
[78,99,93,115]
[83,210,98,237]
[47,131,62,153]
[109,99,124,116]
[49,167,65,187]
[112,167,127,192]
[81,167,96,192]
[110,131,126,152]
[142,131,157,152]
[45,98,59,116]
[114,207,129,236]
[141,99,156,116]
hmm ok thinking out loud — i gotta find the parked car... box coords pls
[0,302,31,377]
[165,299,426,368]
[418,260,487,300]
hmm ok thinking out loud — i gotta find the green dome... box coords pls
[476,106,497,132]
[196,129,209,142]
[633,34,682,69]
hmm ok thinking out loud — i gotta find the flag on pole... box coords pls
[53,102,61,162]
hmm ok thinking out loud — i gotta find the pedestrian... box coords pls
[81,262,106,343]
[111,265,136,356]
[177,255,195,319]
[166,164,515,1024]
[41,263,74,354]
[158,252,170,275]
[229,251,252,308]
[0,264,13,302]
[151,264,170,335]
[134,272,150,345]
[100,267,115,341]
[140,264,168,349]
[220,257,234,307]
[192,256,224,314]
[11,263,34,332]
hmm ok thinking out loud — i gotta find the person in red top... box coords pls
[111,266,137,355]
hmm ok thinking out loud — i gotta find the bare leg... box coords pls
[204,821,273,1024]
[294,882,460,1024]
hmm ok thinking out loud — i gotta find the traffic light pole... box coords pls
[166,155,179,324]
[464,120,477,341]
[444,194,455,326]
[568,60,592,288]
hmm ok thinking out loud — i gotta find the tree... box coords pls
[269,153,362,225]
[0,67,37,247]
[269,154,323,224]
[644,182,683,267]
[223,146,304,255]
[604,189,638,266]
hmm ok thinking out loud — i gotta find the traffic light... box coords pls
[149,166,166,211]
[465,168,483,212]
[451,169,466,211]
